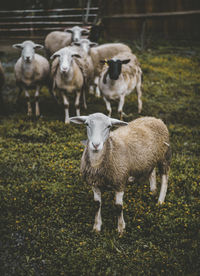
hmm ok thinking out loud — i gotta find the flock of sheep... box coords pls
[0,26,171,234]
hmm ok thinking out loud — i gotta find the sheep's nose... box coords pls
[26,56,31,62]
[61,66,68,72]
[92,142,100,150]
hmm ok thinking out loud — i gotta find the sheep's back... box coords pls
[45,31,71,55]
[110,117,169,175]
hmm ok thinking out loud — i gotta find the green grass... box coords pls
[0,41,200,275]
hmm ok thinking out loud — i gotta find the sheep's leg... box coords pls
[35,86,40,117]
[94,76,101,98]
[62,92,70,124]
[103,96,112,117]
[158,174,168,204]
[158,147,171,204]
[25,90,32,117]
[149,168,157,195]
[118,94,125,120]
[75,91,81,116]
[115,191,125,234]
[92,186,102,232]
[136,74,142,114]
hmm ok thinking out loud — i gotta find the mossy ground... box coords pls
[0,40,200,275]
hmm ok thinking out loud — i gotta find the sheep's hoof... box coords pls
[150,189,157,196]
[93,227,101,234]
[65,120,70,124]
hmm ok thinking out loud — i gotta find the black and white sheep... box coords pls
[99,52,142,119]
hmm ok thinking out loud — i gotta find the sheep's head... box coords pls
[51,47,81,73]
[72,38,98,54]
[100,58,130,80]
[13,40,43,63]
[70,113,127,152]
[65,26,90,42]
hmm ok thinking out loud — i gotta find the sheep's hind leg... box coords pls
[115,191,125,234]
[75,91,81,116]
[158,147,171,204]
[62,92,70,124]
[103,96,112,117]
[149,168,157,195]
[35,86,40,117]
[136,73,142,114]
[25,90,32,117]
[92,186,102,232]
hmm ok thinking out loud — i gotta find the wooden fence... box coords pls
[100,0,200,40]
[0,6,99,39]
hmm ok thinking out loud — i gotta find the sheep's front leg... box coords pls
[103,96,112,117]
[75,91,81,116]
[92,186,102,232]
[62,92,70,124]
[94,76,101,98]
[136,74,142,114]
[118,94,125,120]
[35,86,40,117]
[115,191,125,234]
[25,90,32,117]
[149,168,157,195]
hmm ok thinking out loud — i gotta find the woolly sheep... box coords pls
[99,52,142,119]
[13,40,50,117]
[44,26,90,57]
[51,46,88,124]
[70,113,171,234]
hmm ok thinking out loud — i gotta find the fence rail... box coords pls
[0,6,99,37]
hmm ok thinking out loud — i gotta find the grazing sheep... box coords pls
[44,26,90,57]
[99,52,142,120]
[70,113,171,234]
[13,40,50,117]
[51,46,88,124]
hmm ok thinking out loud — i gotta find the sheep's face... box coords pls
[73,39,97,54]
[66,26,90,42]
[13,41,43,63]
[101,59,131,80]
[51,48,81,73]
[70,113,128,152]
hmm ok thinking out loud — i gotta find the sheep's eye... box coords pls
[85,122,89,126]
[107,125,111,129]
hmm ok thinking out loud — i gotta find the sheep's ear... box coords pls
[89,42,98,47]
[122,59,130,64]
[72,54,81,59]
[100,59,108,64]
[65,29,73,34]
[70,116,88,124]
[81,29,90,35]
[72,42,81,46]
[34,43,44,50]
[50,53,60,60]
[110,118,128,127]
[12,43,23,49]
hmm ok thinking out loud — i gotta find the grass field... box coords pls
[0,40,200,275]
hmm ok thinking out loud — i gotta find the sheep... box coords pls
[87,42,132,97]
[44,26,90,58]
[70,113,171,234]
[98,52,142,120]
[13,40,50,117]
[51,46,88,124]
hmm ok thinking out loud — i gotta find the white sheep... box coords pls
[70,113,171,234]
[99,52,142,120]
[51,46,88,124]
[44,26,90,57]
[13,40,50,117]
